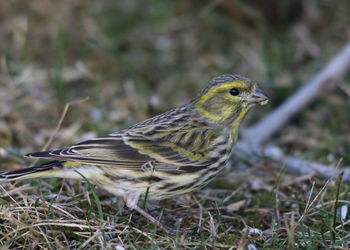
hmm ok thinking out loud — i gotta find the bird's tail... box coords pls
[0,161,64,183]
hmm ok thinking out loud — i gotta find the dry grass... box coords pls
[1,157,349,248]
[1,0,350,248]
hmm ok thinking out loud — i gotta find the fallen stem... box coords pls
[244,42,350,145]
[236,142,350,181]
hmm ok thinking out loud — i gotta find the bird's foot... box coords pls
[133,205,191,234]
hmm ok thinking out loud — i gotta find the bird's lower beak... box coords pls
[248,87,269,105]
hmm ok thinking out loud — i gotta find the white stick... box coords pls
[235,142,350,180]
[236,42,350,180]
[244,42,350,145]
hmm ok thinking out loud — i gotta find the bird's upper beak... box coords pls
[248,87,269,105]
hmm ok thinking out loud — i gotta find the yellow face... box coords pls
[195,75,268,126]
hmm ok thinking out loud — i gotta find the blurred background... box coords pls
[1,1,350,248]
[1,0,350,169]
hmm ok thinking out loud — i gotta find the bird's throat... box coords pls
[229,106,250,143]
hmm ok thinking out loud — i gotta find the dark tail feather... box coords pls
[0,160,64,183]
[25,150,55,158]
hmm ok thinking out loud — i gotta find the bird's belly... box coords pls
[101,153,229,201]
[146,163,227,200]
[101,167,225,201]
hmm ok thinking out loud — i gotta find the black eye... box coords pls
[229,88,240,96]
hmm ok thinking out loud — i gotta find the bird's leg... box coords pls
[123,190,173,234]
[133,205,173,234]
[141,161,156,174]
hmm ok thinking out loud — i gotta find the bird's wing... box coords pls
[26,127,220,173]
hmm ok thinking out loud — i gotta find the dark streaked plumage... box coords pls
[0,74,269,232]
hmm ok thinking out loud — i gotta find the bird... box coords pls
[0,74,268,233]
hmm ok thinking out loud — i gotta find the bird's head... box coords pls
[194,74,269,128]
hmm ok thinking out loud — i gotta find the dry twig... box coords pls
[239,42,350,179]
[244,42,350,144]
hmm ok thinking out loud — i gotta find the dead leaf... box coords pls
[226,200,246,212]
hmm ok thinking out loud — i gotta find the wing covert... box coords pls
[26,127,221,173]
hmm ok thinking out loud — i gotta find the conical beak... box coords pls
[248,87,269,105]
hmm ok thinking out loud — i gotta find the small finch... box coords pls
[0,74,268,232]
